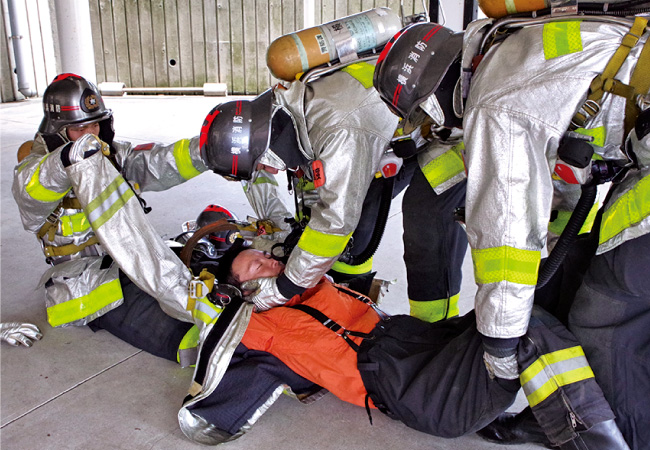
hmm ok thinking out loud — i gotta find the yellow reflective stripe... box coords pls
[85,175,135,230]
[331,257,373,275]
[297,226,352,258]
[59,212,91,236]
[421,143,465,189]
[410,293,460,323]
[575,126,606,147]
[47,278,123,327]
[472,246,541,285]
[253,174,279,186]
[548,203,599,237]
[17,159,31,173]
[600,174,650,245]
[173,139,202,180]
[297,177,315,192]
[543,21,583,60]
[25,153,71,202]
[341,62,375,89]
[193,297,223,326]
[520,346,595,407]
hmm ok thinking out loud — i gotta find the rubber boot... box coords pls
[476,406,553,448]
[558,419,630,450]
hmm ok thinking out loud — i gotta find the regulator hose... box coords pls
[536,182,598,289]
[337,176,395,266]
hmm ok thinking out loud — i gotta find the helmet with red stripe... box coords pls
[373,23,463,133]
[196,204,240,252]
[39,73,113,136]
[200,89,274,181]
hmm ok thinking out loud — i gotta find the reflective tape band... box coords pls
[331,257,373,275]
[421,143,465,189]
[85,175,135,230]
[520,346,595,407]
[193,298,223,326]
[341,62,375,89]
[297,226,352,258]
[409,294,460,323]
[26,153,71,203]
[47,278,123,327]
[472,246,541,285]
[543,21,583,60]
[173,139,202,180]
[292,33,311,73]
[574,126,606,147]
[600,174,650,245]
[177,325,200,367]
[548,203,599,237]
[505,0,518,14]
[59,212,91,236]
[253,174,279,186]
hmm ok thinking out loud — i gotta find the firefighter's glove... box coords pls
[0,322,43,347]
[240,277,289,312]
[482,335,520,380]
[60,134,108,167]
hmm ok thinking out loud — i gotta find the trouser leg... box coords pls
[519,306,626,448]
[569,233,650,450]
[88,270,194,362]
[403,170,467,322]
[187,343,318,437]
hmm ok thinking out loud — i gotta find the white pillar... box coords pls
[6,0,37,97]
[53,0,97,83]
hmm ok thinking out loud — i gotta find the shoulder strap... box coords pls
[290,303,374,352]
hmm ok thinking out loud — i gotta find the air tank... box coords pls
[267,8,402,81]
[478,0,549,18]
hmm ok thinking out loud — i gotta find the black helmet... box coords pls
[373,23,463,132]
[200,89,274,181]
[196,204,240,252]
[39,73,113,135]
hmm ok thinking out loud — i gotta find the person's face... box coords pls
[66,121,100,141]
[231,249,284,282]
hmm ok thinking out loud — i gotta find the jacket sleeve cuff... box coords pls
[276,273,306,299]
[481,335,520,358]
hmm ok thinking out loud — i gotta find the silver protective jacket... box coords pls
[463,18,650,339]
[13,133,208,328]
[247,62,400,290]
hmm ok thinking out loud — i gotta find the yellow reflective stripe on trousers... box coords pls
[47,278,123,327]
[472,246,541,285]
[543,21,583,60]
[341,62,375,89]
[421,143,465,189]
[331,257,373,275]
[59,212,91,236]
[193,297,223,326]
[177,325,200,367]
[253,174,279,186]
[173,139,202,180]
[297,226,352,258]
[410,294,460,323]
[85,175,135,230]
[520,346,595,407]
[26,153,71,202]
[600,174,650,245]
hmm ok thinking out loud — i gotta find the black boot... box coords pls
[558,419,630,450]
[477,406,553,448]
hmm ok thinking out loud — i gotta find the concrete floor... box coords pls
[1,95,541,450]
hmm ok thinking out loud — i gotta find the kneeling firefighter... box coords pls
[12,73,223,366]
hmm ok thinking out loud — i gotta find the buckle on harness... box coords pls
[571,99,601,129]
[189,278,210,299]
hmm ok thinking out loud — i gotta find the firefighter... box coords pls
[199,60,406,309]
[373,17,649,449]
[12,73,221,366]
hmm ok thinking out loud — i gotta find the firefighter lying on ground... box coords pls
[12,73,221,366]
[373,16,649,449]
[177,243,627,449]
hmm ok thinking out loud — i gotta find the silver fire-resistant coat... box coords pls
[245,61,400,290]
[462,18,650,339]
[12,133,209,328]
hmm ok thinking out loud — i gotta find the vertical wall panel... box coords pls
[177,1,194,86]
[112,0,132,87]
[124,0,144,87]
[190,0,206,86]
[138,0,157,86]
